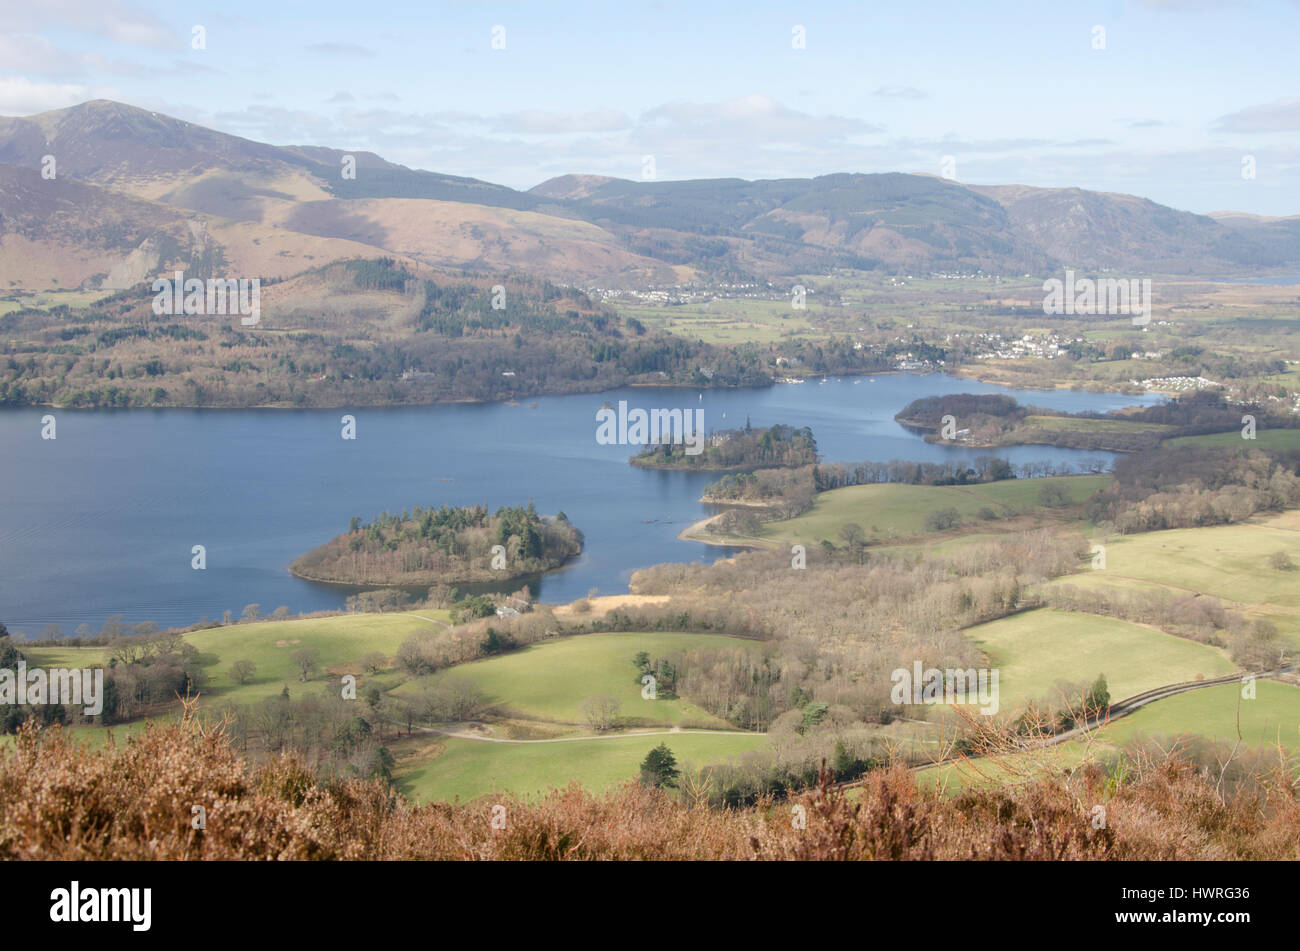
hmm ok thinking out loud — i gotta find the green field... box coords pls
[960,475,1111,511]
[397,730,767,803]
[1164,429,1300,450]
[0,711,174,751]
[417,632,759,730]
[0,289,112,315]
[184,611,447,706]
[1099,680,1300,754]
[1022,415,1170,435]
[1062,513,1300,647]
[707,475,1109,548]
[614,298,824,346]
[918,680,1300,794]
[25,612,448,712]
[391,631,769,801]
[21,645,109,668]
[963,607,1236,707]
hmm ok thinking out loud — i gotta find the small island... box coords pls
[895,393,1170,452]
[290,502,583,587]
[895,391,1300,453]
[630,422,818,471]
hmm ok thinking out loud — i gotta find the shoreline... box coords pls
[287,551,578,591]
[675,512,772,551]
[696,496,784,509]
[14,365,1160,413]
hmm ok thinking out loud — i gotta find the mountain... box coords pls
[0,101,669,287]
[969,184,1291,273]
[0,162,196,290]
[0,99,538,212]
[1207,211,1300,267]
[528,173,625,200]
[0,99,1296,294]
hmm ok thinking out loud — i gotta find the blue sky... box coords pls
[2,0,1297,214]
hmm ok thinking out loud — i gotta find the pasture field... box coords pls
[183,611,447,706]
[962,607,1236,706]
[1164,429,1300,450]
[695,475,1108,549]
[0,289,111,315]
[0,712,176,751]
[1261,363,1300,389]
[915,680,1300,794]
[23,612,448,710]
[1021,415,1169,435]
[21,645,109,668]
[8,612,449,748]
[1099,680,1300,754]
[613,298,823,346]
[414,632,760,731]
[960,475,1111,510]
[1062,513,1300,647]
[395,730,767,803]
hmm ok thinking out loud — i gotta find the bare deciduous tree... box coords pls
[290,648,320,682]
[228,659,257,685]
[579,694,621,732]
[838,523,865,546]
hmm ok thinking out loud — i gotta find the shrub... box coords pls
[924,507,962,532]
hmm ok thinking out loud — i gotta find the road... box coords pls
[893,665,1294,778]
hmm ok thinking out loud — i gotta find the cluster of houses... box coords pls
[963,331,1074,361]
[1130,375,1221,392]
[896,358,937,371]
[581,281,785,306]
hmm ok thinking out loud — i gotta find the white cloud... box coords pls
[1213,98,1300,133]
[873,86,928,100]
[0,0,175,49]
[0,34,79,76]
[0,76,116,114]
[490,110,632,134]
[0,30,213,80]
[304,42,376,57]
[637,94,882,150]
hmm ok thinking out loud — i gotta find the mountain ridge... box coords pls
[1,99,1295,293]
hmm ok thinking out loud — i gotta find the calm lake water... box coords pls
[0,374,1161,636]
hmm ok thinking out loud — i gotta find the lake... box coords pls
[0,374,1161,636]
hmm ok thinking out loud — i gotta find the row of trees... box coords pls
[22,605,293,647]
[213,686,394,782]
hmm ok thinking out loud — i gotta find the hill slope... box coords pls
[1,99,1296,293]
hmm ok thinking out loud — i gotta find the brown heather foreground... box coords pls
[2,712,1298,861]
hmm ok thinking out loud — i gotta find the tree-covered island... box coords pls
[290,502,582,586]
[630,421,818,471]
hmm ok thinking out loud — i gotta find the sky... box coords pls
[1,0,1297,215]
